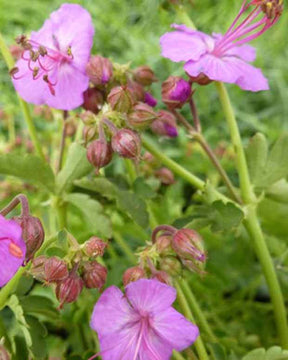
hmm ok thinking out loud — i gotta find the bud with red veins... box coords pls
[30,255,47,281]
[13,215,45,262]
[87,139,113,173]
[151,110,178,138]
[144,92,157,107]
[86,55,113,86]
[155,167,175,185]
[133,65,157,86]
[107,86,134,113]
[162,76,191,109]
[152,270,172,285]
[160,256,182,276]
[123,266,145,286]
[127,80,145,102]
[128,102,157,129]
[82,88,104,114]
[82,261,107,289]
[112,129,141,160]
[44,256,69,283]
[56,270,83,309]
[83,125,97,144]
[172,228,206,263]
[156,234,172,255]
[84,236,107,257]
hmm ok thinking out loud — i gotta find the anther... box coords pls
[38,45,47,56]
[33,67,39,79]
[67,46,73,59]
[30,50,39,62]
[9,67,19,77]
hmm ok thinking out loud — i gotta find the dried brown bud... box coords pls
[128,102,157,129]
[112,129,141,160]
[44,257,69,283]
[84,236,107,257]
[86,55,113,85]
[123,266,145,286]
[82,261,107,289]
[133,65,157,86]
[107,86,134,113]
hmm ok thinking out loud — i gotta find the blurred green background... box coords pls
[0,0,287,142]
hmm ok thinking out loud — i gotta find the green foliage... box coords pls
[242,347,288,360]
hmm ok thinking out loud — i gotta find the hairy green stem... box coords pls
[180,278,217,343]
[216,81,288,348]
[0,267,25,311]
[124,159,137,184]
[175,281,210,360]
[0,32,45,161]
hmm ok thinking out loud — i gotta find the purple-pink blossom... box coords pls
[90,278,199,359]
[12,4,94,110]
[160,1,282,91]
[0,215,26,287]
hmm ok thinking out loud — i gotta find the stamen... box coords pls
[43,75,56,96]
[9,67,19,77]
[38,45,47,56]
[30,50,39,62]
[33,67,39,79]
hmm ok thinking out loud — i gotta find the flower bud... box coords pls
[84,236,107,257]
[127,80,145,102]
[187,73,212,86]
[152,270,172,285]
[112,129,141,160]
[44,256,69,283]
[56,271,83,308]
[107,86,134,113]
[87,139,113,173]
[155,167,175,185]
[82,261,107,289]
[65,119,77,137]
[181,258,206,275]
[0,345,10,360]
[151,110,178,138]
[82,88,104,114]
[162,76,191,109]
[160,256,182,276]
[30,255,47,281]
[13,215,45,262]
[123,266,145,286]
[172,228,206,263]
[80,111,96,126]
[144,92,157,107]
[133,66,157,86]
[86,55,113,85]
[156,234,172,255]
[128,102,157,129]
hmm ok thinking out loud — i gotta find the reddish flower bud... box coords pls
[30,255,47,281]
[80,111,96,126]
[13,215,45,261]
[155,167,175,185]
[82,88,104,114]
[83,125,97,143]
[156,234,172,255]
[107,86,134,113]
[86,55,113,85]
[128,102,157,129]
[86,139,113,173]
[151,110,178,138]
[144,92,157,107]
[44,257,69,283]
[133,66,157,86]
[187,73,212,86]
[152,270,172,285]
[84,236,107,257]
[0,345,10,360]
[112,129,141,160]
[160,256,182,276]
[82,261,107,289]
[162,76,191,109]
[123,266,145,286]
[127,80,145,102]
[172,228,206,263]
[56,271,83,308]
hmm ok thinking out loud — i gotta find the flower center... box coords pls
[10,34,74,95]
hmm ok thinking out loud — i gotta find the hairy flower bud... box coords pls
[82,88,104,114]
[155,167,175,185]
[84,236,107,257]
[44,256,69,283]
[83,125,97,144]
[86,55,113,85]
[172,228,206,264]
[107,86,134,113]
[30,255,47,281]
[160,256,182,276]
[127,80,145,102]
[151,110,178,137]
[152,270,172,285]
[112,129,141,160]
[123,266,145,286]
[13,215,45,262]
[144,92,157,107]
[128,102,157,129]
[156,234,172,255]
[56,271,83,308]
[133,66,157,86]
[162,76,191,109]
[82,261,107,289]
[86,139,113,173]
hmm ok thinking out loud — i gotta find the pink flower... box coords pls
[90,279,199,359]
[12,4,94,110]
[160,1,283,91]
[0,215,26,287]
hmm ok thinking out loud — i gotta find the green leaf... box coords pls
[74,177,118,200]
[65,193,112,238]
[242,347,288,360]
[210,200,244,232]
[266,179,288,203]
[246,133,268,186]
[0,153,55,192]
[208,343,228,360]
[56,143,92,194]
[20,295,59,321]
[132,177,157,199]
[25,315,48,358]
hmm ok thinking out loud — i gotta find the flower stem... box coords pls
[0,267,25,311]
[124,159,137,185]
[56,110,68,173]
[0,32,45,161]
[180,278,217,343]
[216,81,288,348]
[175,281,210,360]
[113,232,136,264]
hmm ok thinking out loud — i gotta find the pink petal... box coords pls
[152,307,199,352]
[226,44,256,62]
[126,279,176,313]
[160,31,208,62]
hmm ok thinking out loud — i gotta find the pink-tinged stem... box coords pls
[0,194,30,217]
